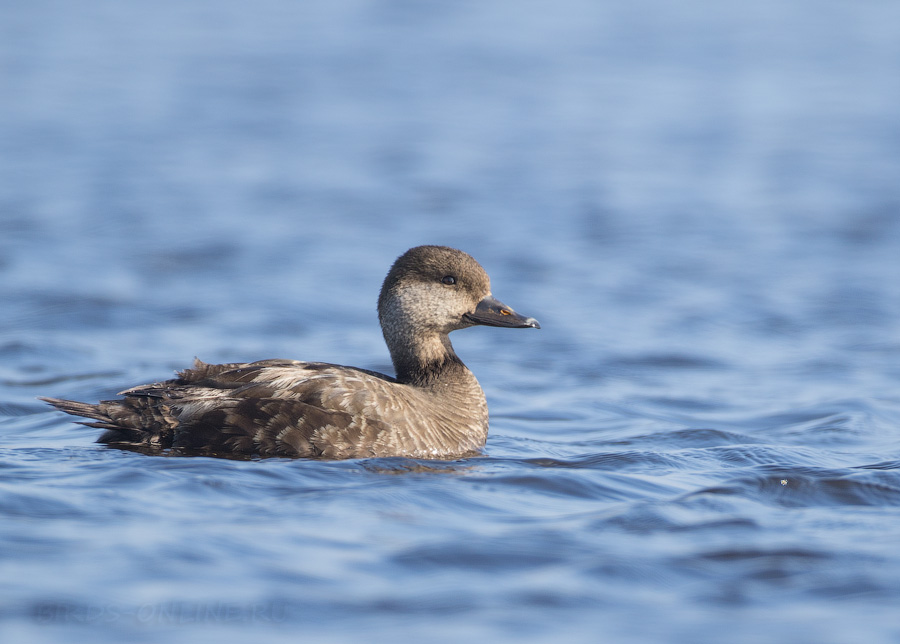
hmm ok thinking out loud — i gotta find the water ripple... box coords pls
[4,1,900,641]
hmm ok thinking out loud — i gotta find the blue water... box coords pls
[3,1,900,642]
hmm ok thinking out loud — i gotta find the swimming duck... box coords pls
[41,245,540,459]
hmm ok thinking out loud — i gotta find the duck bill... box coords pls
[464,295,541,329]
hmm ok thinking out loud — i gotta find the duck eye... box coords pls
[441,275,457,285]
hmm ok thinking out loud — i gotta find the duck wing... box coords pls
[41,358,399,459]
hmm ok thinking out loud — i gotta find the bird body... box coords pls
[42,246,539,459]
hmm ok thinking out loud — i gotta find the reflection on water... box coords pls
[2,1,900,643]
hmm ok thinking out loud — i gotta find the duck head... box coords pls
[378,245,540,336]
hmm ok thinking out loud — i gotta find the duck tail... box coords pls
[38,397,119,430]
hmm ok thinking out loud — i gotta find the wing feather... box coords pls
[44,359,403,458]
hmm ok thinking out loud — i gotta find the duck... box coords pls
[41,245,540,459]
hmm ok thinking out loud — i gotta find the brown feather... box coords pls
[40,246,539,459]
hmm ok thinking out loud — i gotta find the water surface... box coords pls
[2,1,900,642]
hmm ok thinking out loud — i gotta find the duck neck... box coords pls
[386,329,469,387]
